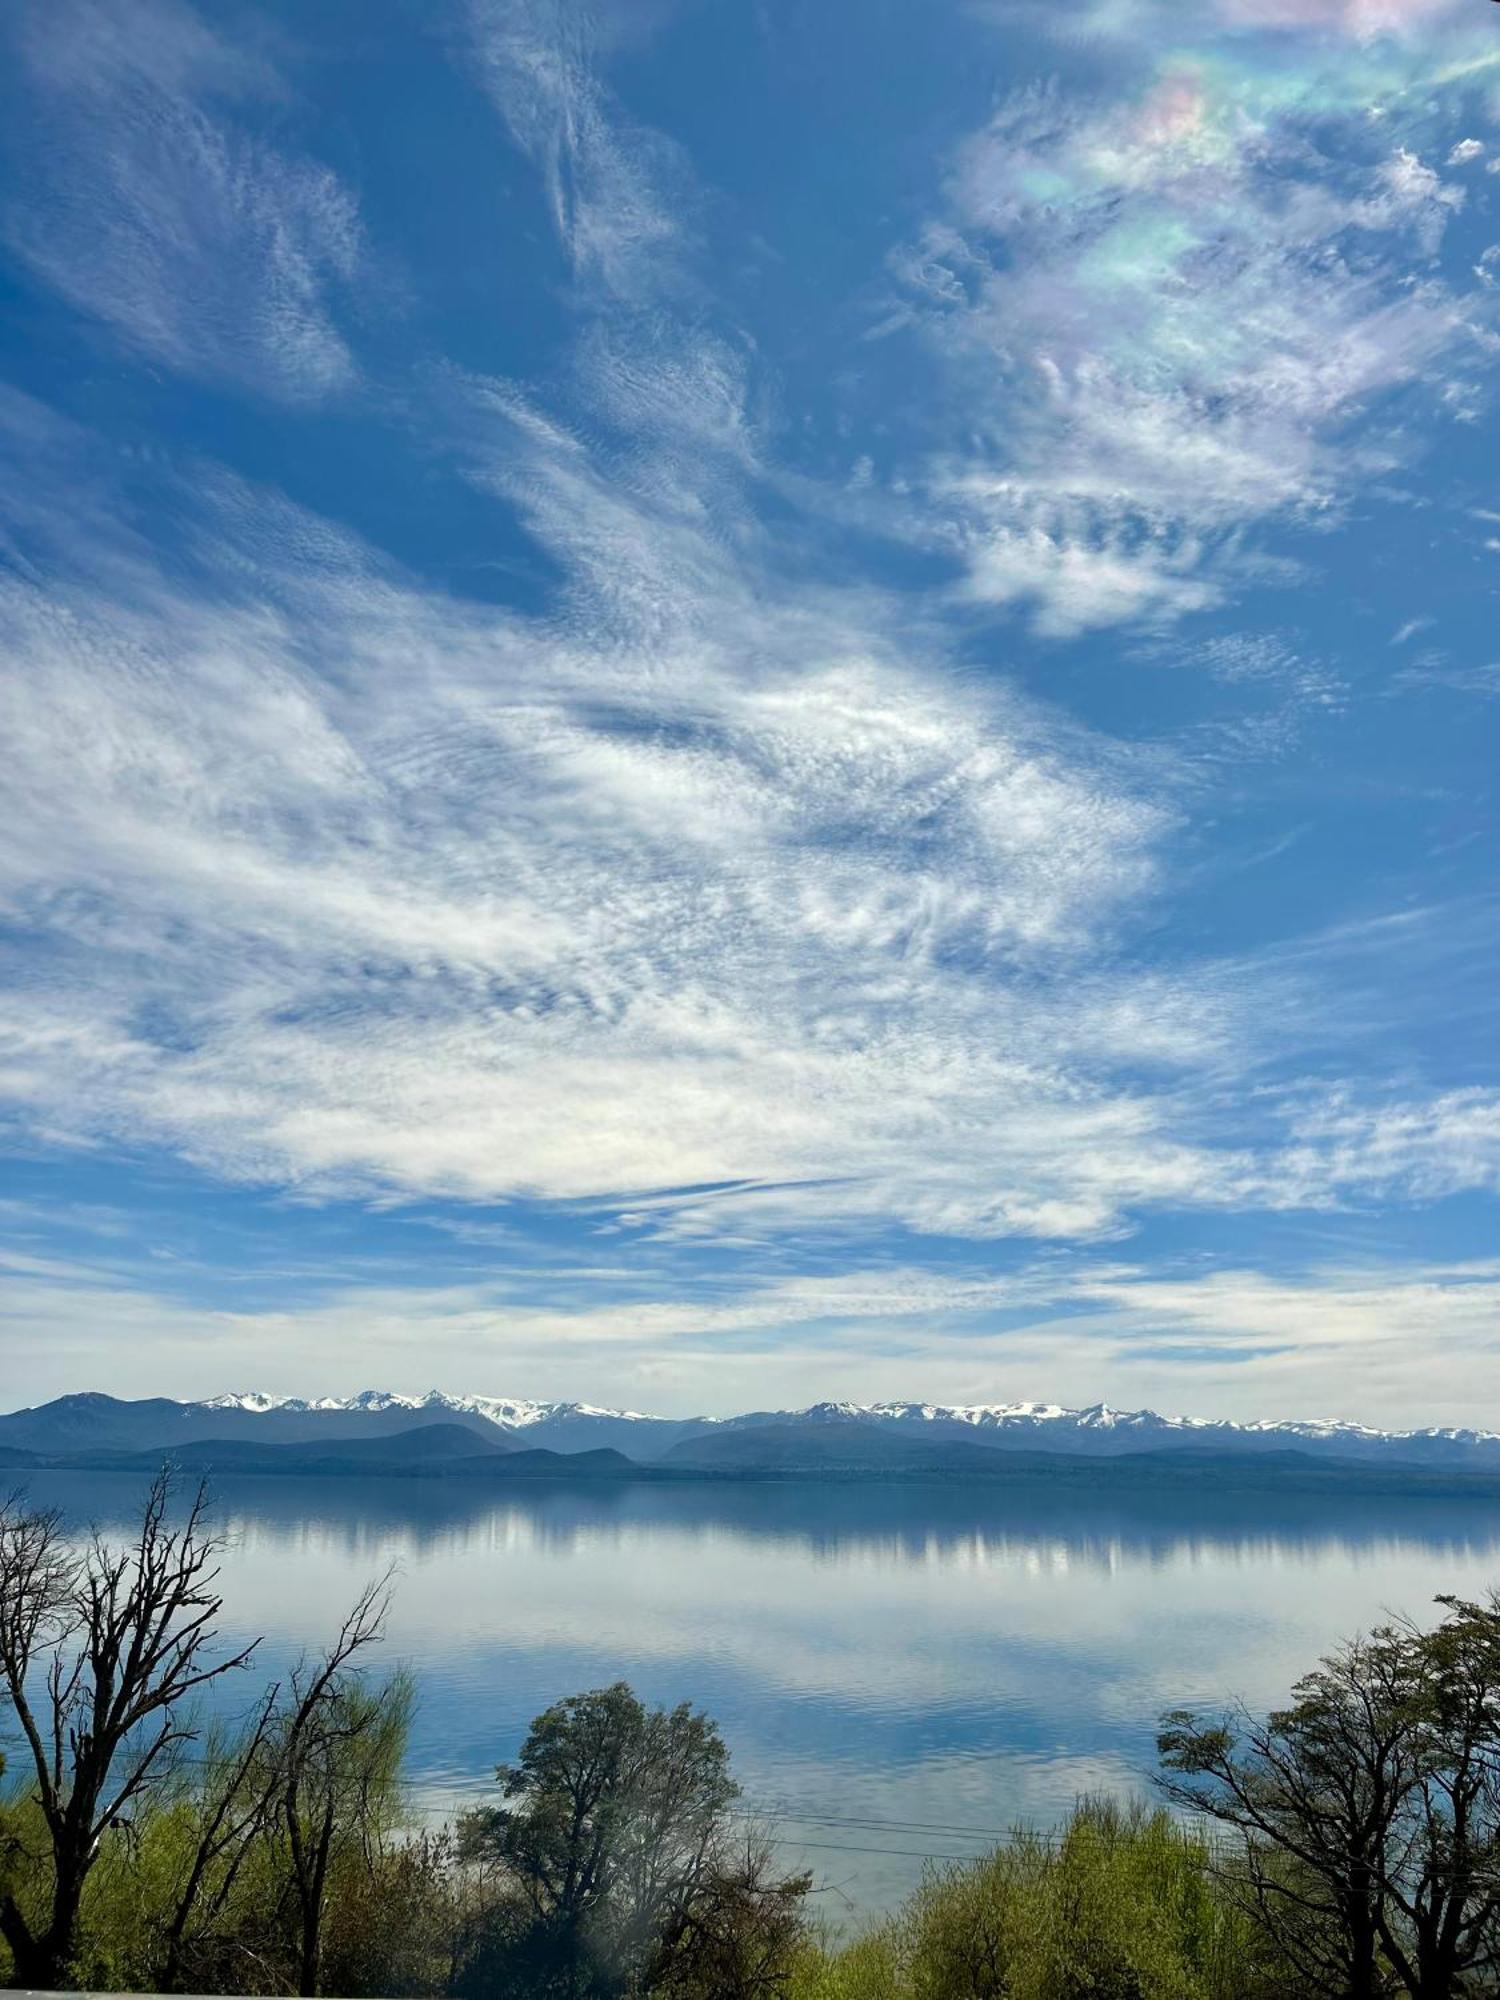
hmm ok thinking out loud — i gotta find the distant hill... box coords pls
[7,1390,1500,1483]
[0,1393,518,1457]
[139,1421,511,1472]
[0,1426,640,1482]
[194,1390,1500,1469]
[664,1422,1009,1475]
[4,1418,1499,1496]
[662,1429,1500,1497]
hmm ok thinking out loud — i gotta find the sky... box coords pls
[1,0,1498,1426]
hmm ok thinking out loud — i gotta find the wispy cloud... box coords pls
[1391,617,1436,646]
[1388,659,1500,698]
[1278,1088,1500,1203]
[468,0,695,306]
[1,383,1493,1250]
[1067,1260,1500,1425]
[1,0,363,399]
[0,382,1204,1238]
[889,2,1497,632]
[1,4,1496,1274]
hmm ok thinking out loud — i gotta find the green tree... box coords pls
[647,1833,812,2000]
[460,1681,776,1998]
[1159,1593,1500,2000]
[318,1827,464,1998]
[151,1695,282,1992]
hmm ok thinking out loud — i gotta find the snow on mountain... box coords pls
[831,1400,1500,1451]
[5,1388,1500,1470]
[203,1390,1500,1454]
[206,1392,353,1414]
[208,1389,661,1430]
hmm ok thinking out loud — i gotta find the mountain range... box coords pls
[3,1390,1500,1485]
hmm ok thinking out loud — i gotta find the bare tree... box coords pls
[0,1472,257,1988]
[270,1575,404,1998]
[155,1687,282,1993]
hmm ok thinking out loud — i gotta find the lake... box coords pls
[20,1471,1500,1922]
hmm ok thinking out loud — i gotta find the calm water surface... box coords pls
[23,1472,1500,1919]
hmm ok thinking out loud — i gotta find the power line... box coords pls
[726,1805,1017,1841]
[4,1738,1219,1866]
[755,1835,998,1863]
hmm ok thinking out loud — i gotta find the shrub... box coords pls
[794,1800,1287,2000]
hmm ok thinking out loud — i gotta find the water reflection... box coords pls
[19,1471,1500,1917]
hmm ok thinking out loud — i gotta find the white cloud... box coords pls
[893,15,1494,632]
[1,377,1242,1241]
[7,1245,1500,1429]
[1045,0,1474,44]
[14,367,1489,1252]
[952,501,1221,636]
[1066,1261,1500,1427]
[1390,617,1435,645]
[2,0,363,400]
[1278,1088,1500,1203]
[467,0,693,306]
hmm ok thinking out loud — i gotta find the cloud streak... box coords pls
[0,385,1492,1252]
[468,0,695,306]
[1,0,363,399]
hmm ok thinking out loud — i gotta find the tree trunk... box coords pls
[0,1898,44,1991]
[2,1911,73,1992]
[1347,1910,1382,2000]
[298,1933,321,1998]
[295,1869,324,1998]
[1,1859,90,1990]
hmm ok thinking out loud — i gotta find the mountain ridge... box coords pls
[5,1421,1500,1499]
[207,1388,1500,1452]
[6,1389,1500,1471]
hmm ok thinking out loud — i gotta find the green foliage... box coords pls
[457,1682,807,1999]
[785,1930,905,2000]
[0,1476,261,1988]
[647,1837,814,2000]
[464,1682,739,1923]
[792,1800,1284,2000]
[319,1831,466,1997]
[1159,1592,1500,1998]
[1,1683,420,1996]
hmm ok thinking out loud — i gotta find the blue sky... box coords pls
[1,0,1498,1424]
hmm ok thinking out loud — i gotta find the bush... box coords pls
[793,1799,1287,2000]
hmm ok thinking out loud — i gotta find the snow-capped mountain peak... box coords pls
[8,1389,1500,1472]
[206,1389,655,1429]
[202,1390,1500,1453]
